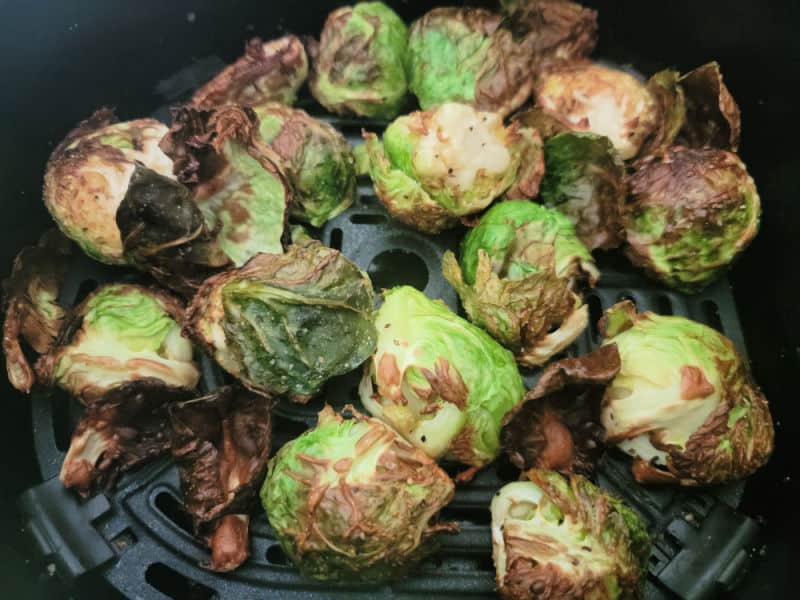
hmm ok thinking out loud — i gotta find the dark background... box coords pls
[1,0,798,597]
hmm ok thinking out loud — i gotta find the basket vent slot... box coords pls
[266,544,288,566]
[154,491,194,535]
[701,300,724,332]
[329,228,343,251]
[145,563,216,600]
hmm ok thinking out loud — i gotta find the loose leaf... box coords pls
[170,386,272,572]
[3,230,71,393]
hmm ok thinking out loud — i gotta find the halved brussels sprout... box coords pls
[539,132,626,250]
[35,283,200,404]
[443,201,598,367]
[253,103,356,227]
[491,470,650,600]
[3,230,71,393]
[186,240,376,401]
[359,286,525,476]
[170,387,272,572]
[600,301,774,486]
[261,405,456,582]
[192,36,309,109]
[501,344,620,475]
[308,2,409,119]
[364,103,544,233]
[43,109,175,264]
[407,7,533,117]
[535,63,660,160]
[61,381,194,496]
[160,105,291,267]
[623,146,760,292]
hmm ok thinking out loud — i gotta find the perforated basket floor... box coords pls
[18,71,762,600]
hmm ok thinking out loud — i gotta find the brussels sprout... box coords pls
[623,146,760,292]
[60,381,194,496]
[679,61,741,151]
[491,470,650,600]
[501,345,620,475]
[170,387,272,572]
[186,240,376,400]
[3,230,71,393]
[35,284,200,404]
[359,286,525,475]
[407,7,532,117]
[192,36,309,109]
[499,0,598,68]
[261,405,456,582]
[43,109,175,264]
[600,301,774,486]
[443,201,598,366]
[117,165,232,298]
[308,2,409,119]
[161,105,291,267]
[253,103,356,227]
[364,103,544,233]
[539,132,626,250]
[536,63,661,160]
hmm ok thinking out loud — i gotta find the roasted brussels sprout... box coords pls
[61,381,194,496]
[308,2,409,119]
[535,63,661,160]
[170,387,272,572]
[406,7,533,117]
[36,284,200,404]
[501,345,620,475]
[186,240,376,401]
[500,0,598,68]
[253,103,356,227]
[364,103,544,233]
[192,36,309,110]
[539,132,626,250]
[3,230,71,393]
[623,146,760,292]
[491,470,650,600]
[679,61,741,151]
[359,286,525,476]
[443,201,598,367]
[261,405,456,583]
[43,109,175,264]
[600,301,774,486]
[160,105,291,267]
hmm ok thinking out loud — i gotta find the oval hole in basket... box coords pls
[266,544,288,565]
[350,213,388,225]
[154,491,194,535]
[368,249,428,291]
[145,563,216,600]
[701,300,724,332]
[656,295,674,315]
[329,228,343,251]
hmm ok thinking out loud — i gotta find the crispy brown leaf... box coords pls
[60,380,195,496]
[501,344,620,475]
[169,386,273,572]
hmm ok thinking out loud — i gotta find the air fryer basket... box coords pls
[6,1,799,599]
